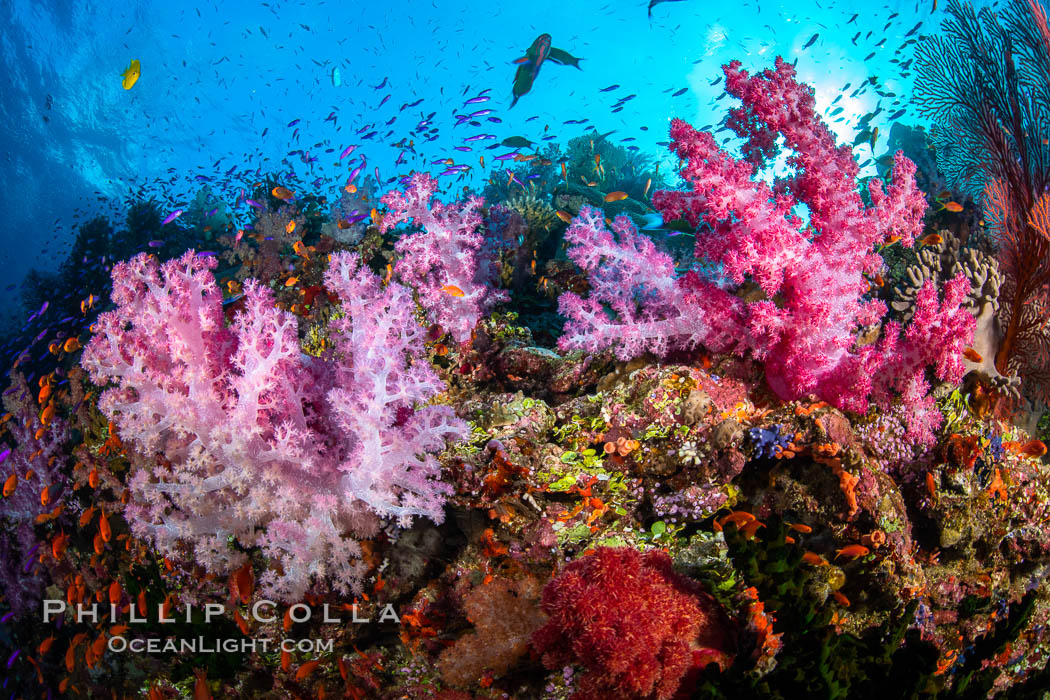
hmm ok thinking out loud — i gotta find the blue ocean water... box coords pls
[0,0,971,339]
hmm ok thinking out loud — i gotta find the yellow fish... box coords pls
[121,60,141,90]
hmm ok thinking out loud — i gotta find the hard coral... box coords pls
[81,250,466,601]
[380,172,507,344]
[532,547,732,700]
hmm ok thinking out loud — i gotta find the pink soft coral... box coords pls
[380,172,507,343]
[81,250,466,601]
[559,57,974,440]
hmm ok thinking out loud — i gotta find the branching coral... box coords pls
[558,57,975,441]
[80,250,466,601]
[916,0,1050,402]
[531,547,732,700]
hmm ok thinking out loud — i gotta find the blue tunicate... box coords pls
[749,424,790,460]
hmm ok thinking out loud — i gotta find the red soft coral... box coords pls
[531,547,732,700]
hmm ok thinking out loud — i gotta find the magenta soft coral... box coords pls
[380,172,506,344]
[81,250,466,601]
[531,547,733,700]
[559,57,974,441]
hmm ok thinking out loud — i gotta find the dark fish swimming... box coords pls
[509,34,580,108]
[648,0,688,19]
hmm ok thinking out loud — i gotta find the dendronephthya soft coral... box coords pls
[558,57,975,443]
[380,172,507,344]
[81,250,466,601]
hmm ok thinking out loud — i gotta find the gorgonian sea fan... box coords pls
[558,57,975,444]
[81,250,466,601]
[916,0,1050,400]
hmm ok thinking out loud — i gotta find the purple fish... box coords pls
[0,448,9,464]
[148,240,164,248]
[162,209,184,225]
[207,207,218,216]
[374,166,381,183]
[288,118,300,127]
[464,95,490,105]
[378,94,391,107]
[493,151,519,161]
[245,199,264,209]
[469,109,494,117]
[348,164,363,183]
[5,650,18,668]
[339,144,357,160]
[197,251,216,258]
[454,146,472,152]
[1,613,13,626]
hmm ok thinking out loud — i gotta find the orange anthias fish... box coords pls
[3,473,16,497]
[835,544,870,560]
[604,191,629,202]
[941,201,964,212]
[919,233,943,246]
[802,551,828,566]
[271,186,295,201]
[962,347,983,363]
[441,285,465,297]
[1004,439,1048,458]
[556,210,572,223]
[295,659,321,681]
